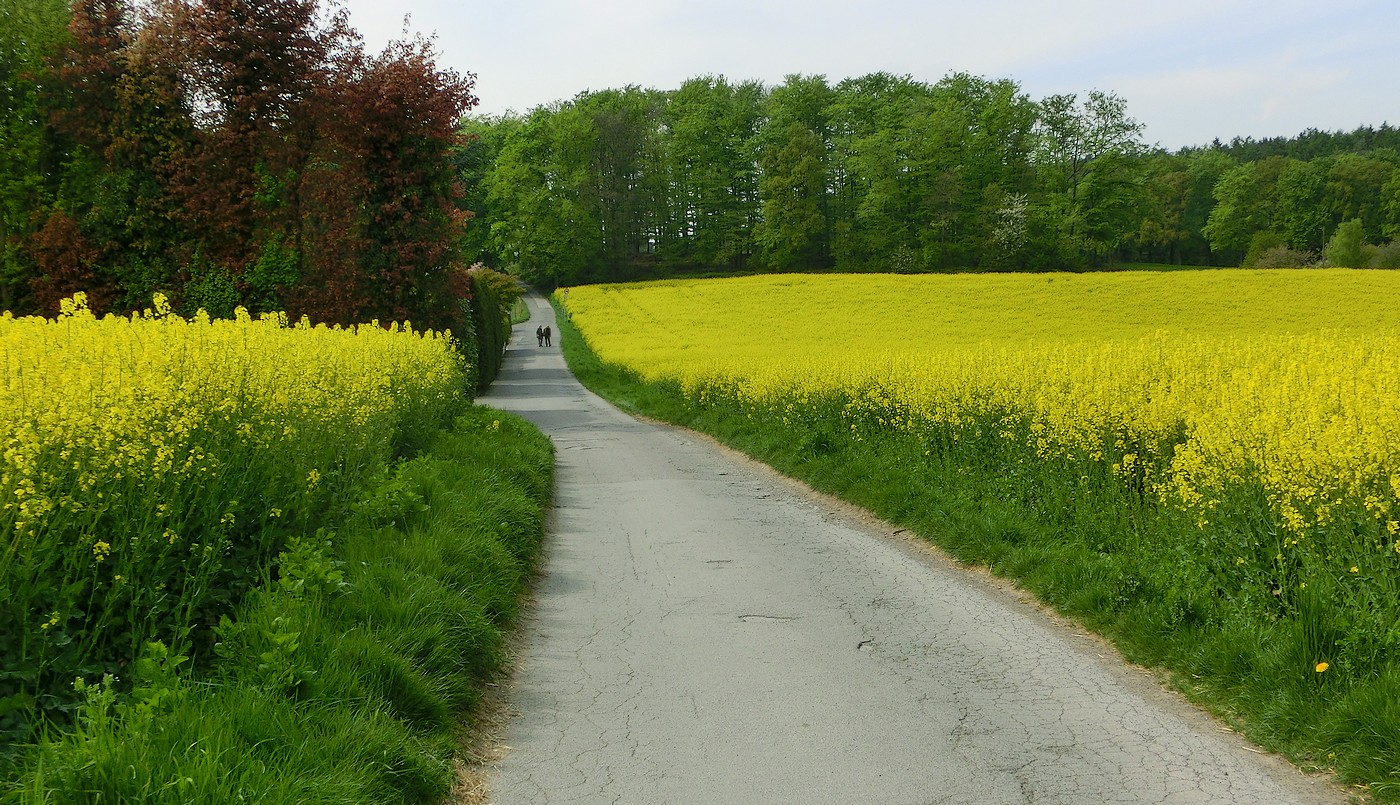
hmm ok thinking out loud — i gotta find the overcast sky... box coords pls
[334,0,1397,151]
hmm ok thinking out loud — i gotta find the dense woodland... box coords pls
[4,1,1400,315]
[462,77,1400,287]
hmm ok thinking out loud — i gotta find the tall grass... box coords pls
[3,407,553,803]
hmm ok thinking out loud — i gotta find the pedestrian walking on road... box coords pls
[536,325,544,347]
[543,325,552,347]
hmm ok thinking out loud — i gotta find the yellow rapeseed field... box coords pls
[1,293,467,665]
[560,270,1400,547]
[1,293,465,545]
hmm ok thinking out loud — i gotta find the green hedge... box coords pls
[468,273,509,392]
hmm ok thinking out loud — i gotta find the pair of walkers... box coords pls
[535,325,552,347]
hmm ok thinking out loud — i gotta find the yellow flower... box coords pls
[1315,662,1329,673]
[1,290,468,634]
[561,270,1400,556]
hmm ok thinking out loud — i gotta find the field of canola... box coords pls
[0,293,467,723]
[562,270,1400,646]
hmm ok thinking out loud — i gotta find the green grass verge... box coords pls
[2,407,553,804]
[553,299,1394,802]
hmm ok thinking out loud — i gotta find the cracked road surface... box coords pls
[479,294,1344,805]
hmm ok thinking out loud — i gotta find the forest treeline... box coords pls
[460,75,1400,287]
[0,0,512,337]
[6,3,1399,312]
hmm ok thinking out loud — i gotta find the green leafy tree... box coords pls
[1202,156,1291,262]
[574,88,667,278]
[914,73,1036,268]
[484,106,593,287]
[1382,171,1400,240]
[456,115,512,268]
[660,76,764,269]
[1033,90,1145,262]
[1323,152,1397,241]
[827,73,922,270]
[1323,218,1366,268]
[1274,157,1331,251]
[755,121,828,270]
[754,74,833,271]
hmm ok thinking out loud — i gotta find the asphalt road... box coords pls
[479,293,1344,805]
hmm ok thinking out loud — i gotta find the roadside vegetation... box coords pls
[556,271,1400,801]
[0,297,552,803]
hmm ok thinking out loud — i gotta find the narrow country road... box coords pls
[478,293,1344,805]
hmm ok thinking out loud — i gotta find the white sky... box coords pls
[333,0,1398,151]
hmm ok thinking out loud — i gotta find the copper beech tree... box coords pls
[10,0,477,330]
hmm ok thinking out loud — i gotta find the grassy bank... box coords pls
[554,299,1392,801]
[3,407,553,804]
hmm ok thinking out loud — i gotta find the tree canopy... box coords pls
[0,0,477,329]
[461,75,1400,285]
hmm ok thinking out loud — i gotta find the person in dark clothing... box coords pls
[543,325,552,347]
[535,325,544,346]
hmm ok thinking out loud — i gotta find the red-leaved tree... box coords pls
[289,32,477,329]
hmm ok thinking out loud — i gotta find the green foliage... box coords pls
[275,532,349,598]
[1324,218,1367,268]
[1274,158,1331,250]
[467,268,509,391]
[754,75,833,271]
[476,73,1400,279]
[246,234,300,313]
[4,409,554,804]
[1033,91,1146,264]
[755,120,829,270]
[1365,239,1400,269]
[1242,230,1286,267]
[1203,158,1288,258]
[662,77,764,271]
[180,253,242,318]
[1251,245,1316,269]
[0,0,70,311]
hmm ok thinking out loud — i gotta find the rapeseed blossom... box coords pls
[560,270,1400,549]
[1,293,464,544]
[1,293,469,697]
